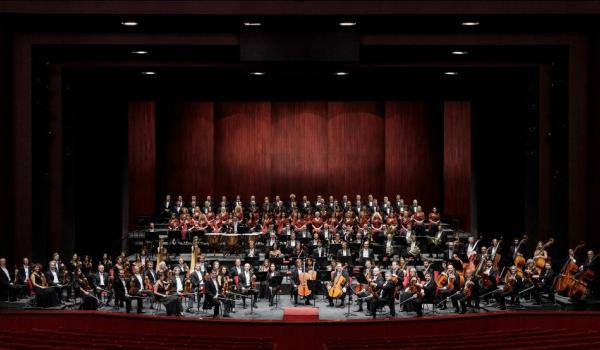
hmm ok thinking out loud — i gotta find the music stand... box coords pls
[314,256,328,269]
[269,275,284,310]
[168,230,182,241]
[245,256,259,270]
[329,244,341,256]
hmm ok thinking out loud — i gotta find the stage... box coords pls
[1,308,600,350]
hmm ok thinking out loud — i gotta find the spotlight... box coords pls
[131,50,148,55]
[451,51,468,55]
[339,22,357,27]
[121,21,139,27]
[444,71,459,76]
[335,72,349,76]
[244,22,262,27]
[461,21,479,26]
[250,72,265,76]
[141,71,156,75]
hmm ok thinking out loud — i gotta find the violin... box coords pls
[327,273,345,299]
[435,272,448,289]
[39,272,49,287]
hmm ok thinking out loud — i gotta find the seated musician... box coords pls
[336,241,352,259]
[390,260,405,284]
[321,223,333,242]
[312,240,326,259]
[113,269,143,314]
[246,240,258,258]
[30,263,60,307]
[292,244,306,261]
[358,241,373,263]
[400,276,423,317]
[73,268,98,310]
[407,234,421,262]
[238,263,258,309]
[368,269,396,318]
[265,231,278,248]
[438,264,460,310]
[422,272,437,303]
[153,273,179,316]
[266,263,280,307]
[355,262,377,313]
[0,258,19,301]
[480,259,498,303]
[91,264,109,303]
[230,259,243,278]
[532,262,555,304]
[290,259,311,305]
[451,269,478,314]
[45,260,68,302]
[494,265,523,310]
[269,243,283,259]
[286,233,299,251]
[327,262,350,308]
[218,266,234,315]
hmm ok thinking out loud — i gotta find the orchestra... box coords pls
[1,193,598,320]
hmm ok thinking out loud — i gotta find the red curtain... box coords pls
[327,102,385,198]
[444,101,472,230]
[214,102,272,200]
[158,102,215,201]
[271,102,329,198]
[129,101,469,223]
[128,102,156,228]
[385,102,442,210]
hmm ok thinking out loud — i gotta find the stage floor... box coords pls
[7,292,563,321]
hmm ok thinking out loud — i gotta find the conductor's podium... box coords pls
[283,307,319,321]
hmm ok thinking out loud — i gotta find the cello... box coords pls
[328,273,346,299]
[297,261,312,297]
[554,241,585,293]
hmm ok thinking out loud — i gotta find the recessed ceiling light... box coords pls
[131,50,148,55]
[250,71,265,76]
[339,22,357,27]
[451,51,468,55]
[121,21,139,27]
[335,72,349,76]
[444,71,459,76]
[461,21,479,26]
[141,71,156,75]
[244,22,262,27]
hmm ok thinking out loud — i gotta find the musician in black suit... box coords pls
[532,262,555,304]
[91,264,109,301]
[422,272,437,303]
[495,265,523,310]
[238,263,258,309]
[438,265,461,310]
[327,263,350,307]
[480,259,498,303]
[370,270,397,319]
[190,264,205,308]
[16,257,31,285]
[312,240,326,259]
[204,270,229,317]
[145,261,157,285]
[45,260,68,302]
[358,241,373,263]
[161,194,173,217]
[0,258,17,301]
[290,259,311,305]
[113,269,143,314]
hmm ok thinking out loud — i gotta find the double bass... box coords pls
[568,253,600,299]
[513,235,528,274]
[554,241,585,293]
[534,238,555,273]
[491,237,503,269]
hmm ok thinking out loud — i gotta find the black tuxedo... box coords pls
[358,248,373,262]
[203,277,221,316]
[114,277,143,313]
[230,266,243,278]
[371,280,397,318]
[144,269,157,284]
[91,272,109,289]
[190,270,204,287]
[16,265,30,284]
[313,247,326,258]
[0,266,15,301]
